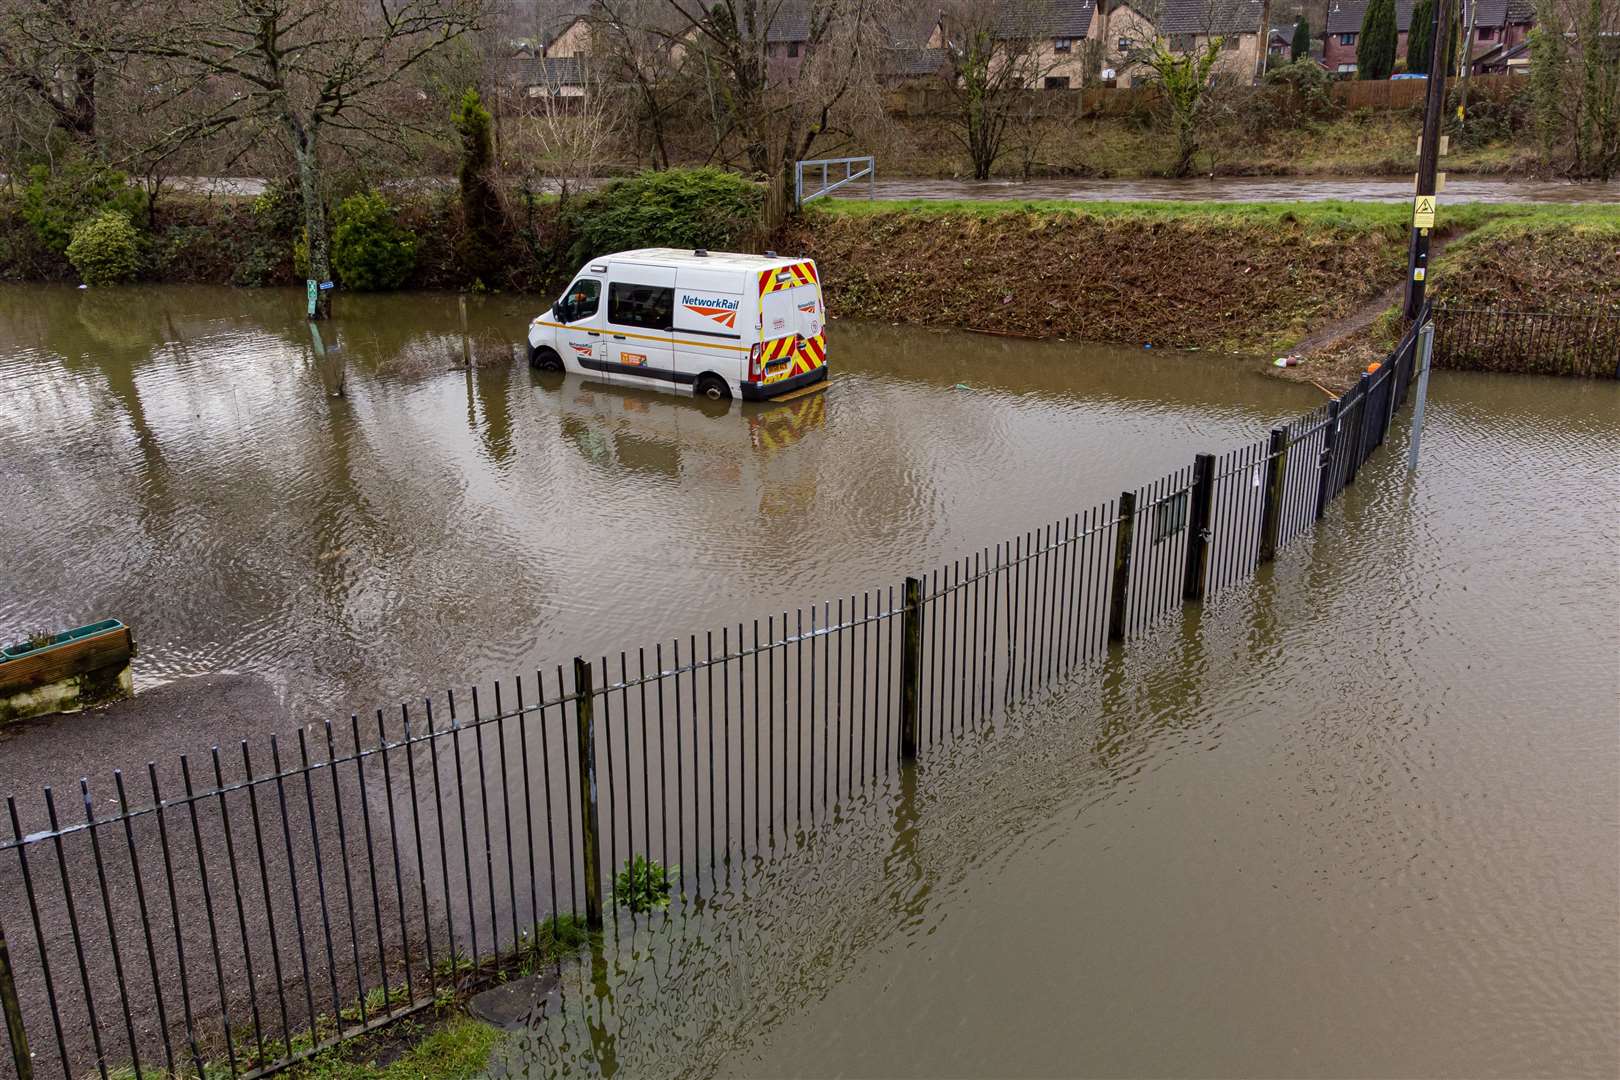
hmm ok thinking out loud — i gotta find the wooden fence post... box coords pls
[0,914,31,1080]
[459,294,472,367]
[1182,454,1216,603]
[1315,399,1341,521]
[1107,491,1136,643]
[1258,428,1289,563]
[572,657,603,930]
[899,576,923,762]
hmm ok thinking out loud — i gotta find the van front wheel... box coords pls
[530,346,564,371]
[694,374,731,401]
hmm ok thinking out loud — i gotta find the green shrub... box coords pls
[20,162,146,254]
[65,210,143,285]
[561,168,763,266]
[330,191,417,291]
[252,179,303,238]
[614,854,675,913]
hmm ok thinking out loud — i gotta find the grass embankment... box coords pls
[1283,208,1620,386]
[792,199,1424,355]
[884,110,1533,180]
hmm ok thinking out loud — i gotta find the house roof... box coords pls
[995,0,1098,39]
[1157,0,1267,35]
[882,45,948,76]
[490,55,589,86]
[1323,0,1412,34]
[1322,0,1525,35]
[764,3,812,43]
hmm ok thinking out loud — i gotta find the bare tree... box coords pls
[649,0,889,228]
[936,1,1063,180]
[1115,0,1247,176]
[511,60,625,200]
[0,0,103,152]
[590,0,685,168]
[90,0,481,318]
[1530,0,1620,179]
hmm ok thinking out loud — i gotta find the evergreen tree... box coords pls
[453,89,505,288]
[1408,0,1435,74]
[1357,0,1398,79]
[1291,16,1310,63]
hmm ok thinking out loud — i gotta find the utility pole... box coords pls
[1403,0,1455,320]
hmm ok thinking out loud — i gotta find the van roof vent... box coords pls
[694,248,708,257]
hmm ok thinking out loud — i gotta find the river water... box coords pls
[838,174,1620,204]
[164,174,1620,204]
[1,285,1615,1076]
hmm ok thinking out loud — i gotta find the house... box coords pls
[1099,0,1269,86]
[1320,0,1534,77]
[490,55,590,97]
[1475,36,1532,74]
[925,0,1102,90]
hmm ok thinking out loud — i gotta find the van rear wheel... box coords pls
[530,346,564,371]
[694,374,731,401]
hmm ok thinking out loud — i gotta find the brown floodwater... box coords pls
[1,285,1616,1077]
[0,283,1320,721]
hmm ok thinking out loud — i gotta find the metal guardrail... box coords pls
[794,156,875,206]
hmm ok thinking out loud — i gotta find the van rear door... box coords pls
[758,264,805,387]
[789,264,825,376]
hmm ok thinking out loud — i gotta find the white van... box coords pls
[527,248,828,401]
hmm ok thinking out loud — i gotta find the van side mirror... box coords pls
[554,299,571,322]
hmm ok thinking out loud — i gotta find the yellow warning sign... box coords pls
[1413,195,1437,230]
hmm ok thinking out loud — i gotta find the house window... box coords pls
[1222,35,1239,49]
[1118,36,1134,51]
[1054,37,1073,53]
[787,40,801,57]
[1339,33,1356,45]
[1170,33,1195,51]
[1478,27,1493,40]
[1044,75,1070,89]
[1337,62,1357,73]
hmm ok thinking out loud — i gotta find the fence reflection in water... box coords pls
[0,310,1431,1080]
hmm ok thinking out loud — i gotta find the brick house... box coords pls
[1321,0,1534,77]
[1101,0,1270,87]
[924,0,1102,90]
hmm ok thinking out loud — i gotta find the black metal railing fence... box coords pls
[1434,303,1620,379]
[0,309,1432,1080]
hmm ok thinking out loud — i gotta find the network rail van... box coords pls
[528,248,828,401]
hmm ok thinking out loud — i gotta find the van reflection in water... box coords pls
[544,373,828,510]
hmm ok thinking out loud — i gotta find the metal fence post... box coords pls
[1315,399,1341,520]
[899,576,923,762]
[1107,491,1136,643]
[0,914,31,1080]
[1182,453,1216,603]
[1407,319,1436,473]
[571,657,603,930]
[1258,428,1289,563]
[1345,374,1372,486]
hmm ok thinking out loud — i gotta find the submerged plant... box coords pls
[614,854,675,913]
